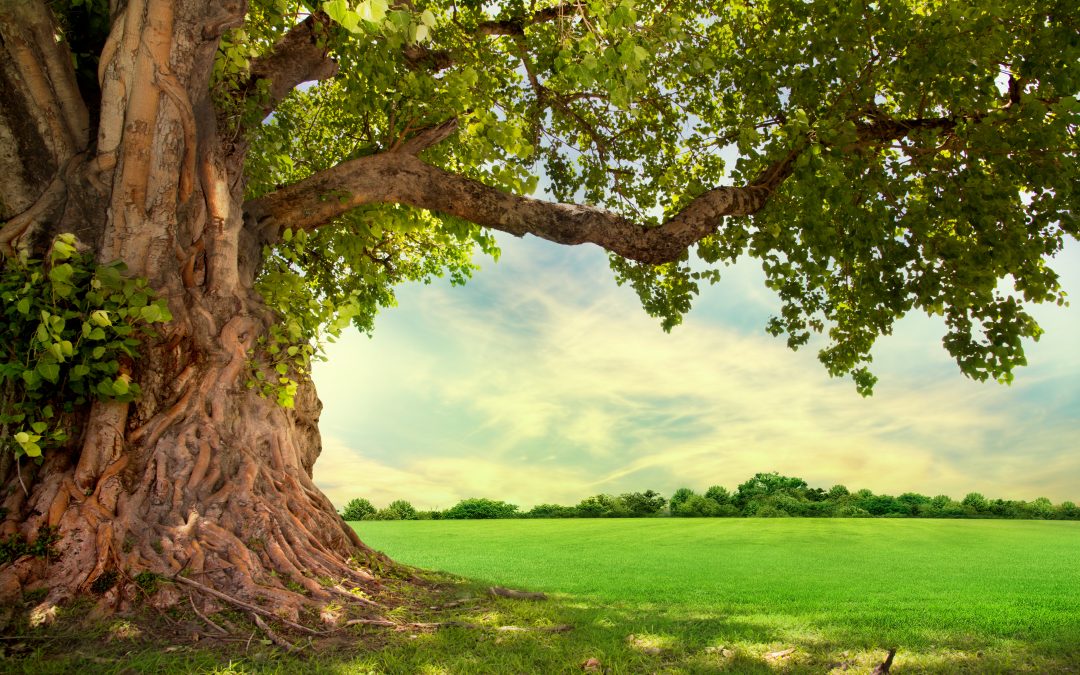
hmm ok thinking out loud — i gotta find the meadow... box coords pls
[349,518,1080,673]
[10,519,1080,673]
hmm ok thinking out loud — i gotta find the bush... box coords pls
[704,485,733,506]
[835,505,871,518]
[616,490,667,517]
[527,503,577,518]
[576,494,618,518]
[673,495,721,517]
[443,498,519,520]
[375,500,418,520]
[668,488,696,514]
[340,498,376,521]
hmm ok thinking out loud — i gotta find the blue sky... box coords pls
[312,234,1079,510]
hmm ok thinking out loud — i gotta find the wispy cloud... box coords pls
[312,235,1080,508]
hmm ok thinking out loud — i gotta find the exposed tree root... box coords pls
[489,586,548,600]
[871,648,897,674]
[252,613,300,653]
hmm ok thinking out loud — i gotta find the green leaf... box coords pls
[36,362,60,384]
[322,0,348,24]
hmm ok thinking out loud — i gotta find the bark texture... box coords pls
[0,0,377,623]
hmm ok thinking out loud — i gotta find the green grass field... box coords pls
[11,519,1080,673]
[350,518,1080,672]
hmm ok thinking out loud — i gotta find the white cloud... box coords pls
[312,235,1080,506]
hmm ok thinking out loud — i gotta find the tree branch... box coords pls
[244,112,985,265]
[244,142,795,265]
[244,14,338,122]
[476,2,586,36]
[403,2,587,71]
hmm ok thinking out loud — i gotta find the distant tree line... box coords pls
[339,473,1080,521]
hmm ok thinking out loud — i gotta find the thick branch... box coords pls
[245,14,338,121]
[476,2,585,36]
[245,112,986,265]
[404,2,586,71]
[244,148,793,265]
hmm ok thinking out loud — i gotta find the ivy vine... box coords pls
[0,234,172,460]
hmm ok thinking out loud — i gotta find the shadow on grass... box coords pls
[4,571,1079,674]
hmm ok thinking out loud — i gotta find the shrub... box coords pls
[375,500,418,520]
[704,485,733,505]
[576,494,618,518]
[835,505,871,518]
[527,503,577,518]
[616,490,667,517]
[443,498,519,520]
[668,488,696,514]
[341,498,376,521]
[753,505,791,518]
[673,495,721,517]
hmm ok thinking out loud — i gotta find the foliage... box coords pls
[364,471,1080,521]
[0,525,60,565]
[442,498,520,520]
[340,497,376,521]
[231,0,1080,395]
[526,503,578,519]
[616,490,667,517]
[0,235,171,459]
[673,494,723,517]
[372,499,419,520]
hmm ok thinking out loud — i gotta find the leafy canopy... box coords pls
[232,0,1077,393]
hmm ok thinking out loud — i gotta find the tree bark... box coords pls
[0,0,378,623]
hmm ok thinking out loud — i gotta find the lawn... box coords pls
[349,518,1080,672]
[9,519,1079,673]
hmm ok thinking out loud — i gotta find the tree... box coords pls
[616,490,667,517]
[735,472,808,505]
[442,498,519,519]
[668,488,697,514]
[673,494,722,517]
[527,503,577,519]
[0,0,1076,621]
[961,492,989,515]
[704,485,733,506]
[341,497,376,521]
[575,494,619,518]
[383,499,418,520]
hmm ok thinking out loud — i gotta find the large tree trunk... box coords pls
[0,0,376,623]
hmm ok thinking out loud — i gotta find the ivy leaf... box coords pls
[36,362,60,384]
[322,0,349,25]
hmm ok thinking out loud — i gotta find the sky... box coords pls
[311,233,1080,510]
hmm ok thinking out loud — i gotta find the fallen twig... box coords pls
[189,594,228,635]
[253,613,299,653]
[173,575,323,636]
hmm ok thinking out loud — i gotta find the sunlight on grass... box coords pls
[348,518,1080,671]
